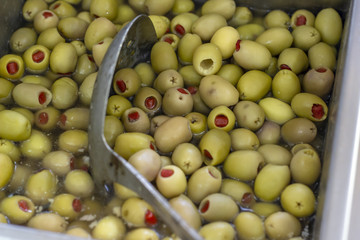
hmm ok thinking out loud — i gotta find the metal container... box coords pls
[0,0,360,239]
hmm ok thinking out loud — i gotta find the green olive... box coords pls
[51,77,78,109]
[233,100,265,131]
[64,170,94,198]
[33,10,59,33]
[20,129,52,160]
[171,0,194,15]
[308,42,337,71]
[290,148,321,185]
[0,110,31,141]
[188,86,211,115]
[185,111,208,137]
[113,4,137,25]
[112,68,141,98]
[21,75,52,89]
[145,0,175,15]
[256,121,281,145]
[73,54,97,84]
[7,165,32,193]
[58,17,89,40]
[237,70,272,101]
[192,43,223,76]
[23,45,51,74]
[150,41,178,73]
[121,197,155,227]
[9,27,37,54]
[156,165,187,198]
[133,87,162,116]
[153,69,184,94]
[134,62,155,87]
[258,144,292,165]
[25,169,57,205]
[42,150,74,176]
[79,72,97,106]
[264,9,290,29]
[250,202,282,218]
[0,153,14,189]
[59,107,89,131]
[254,164,291,202]
[201,0,236,20]
[265,211,301,240]
[148,15,170,39]
[77,11,94,24]
[160,33,180,50]
[258,97,296,125]
[256,27,293,56]
[281,117,317,144]
[199,129,231,166]
[265,57,279,77]
[150,115,170,136]
[22,0,49,22]
[122,107,150,133]
[234,212,266,240]
[49,193,82,220]
[292,25,321,51]
[34,106,60,131]
[90,0,118,20]
[128,149,161,182]
[0,213,7,224]
[27,212,68,233]
[223,150,265,181]
[0,195,35,224]
[12,82,52,110]
[277,48,308,74]
[0,78,14,104]
[49,1,77,19]
[191,13,227,41]
[236,23,265,40]
[187,166,222,204]
[272,69,301,103]
[114,132,155,160]
[199,75,239,108]
[220,178,254,207]
[207,105,235,132]
[170,13,198,38]
[84,17,117,51]
[37,27,66,50]
[199,193,239,222]
[228,6,253,27]
[210,26,240,59]
[178,33,202,64]
[0,54,25,80]
[230,128,260,151]
[113,182,138,200]
[50,42,78,74]
[302,67,335,98]
[172,142,202,175]
[0,139,21,162]
[11,107,35,126]
[216,63,243,86]
[291,92,328,121]
[280,183,316,217]
[92,37,113,67]
[154,116,192,153]
[314,8,343,45]
[58,129,87,154]
[104,115,124,148]
[162,87,193,116]
[125,228,159,240]
[290,9,315,29]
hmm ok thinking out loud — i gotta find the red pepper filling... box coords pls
[60,114,67,126]
[187,86,197,95]
[241,192,253,206]
[42,11,53,18]
[52,3,60,9]
[70,157,75,170]
[163,37,174,44]
[6,62,18,75]
[312,104,324,119]
[177,88,188,94]
[18,200,30,212]
[203,149,213,160]
[235,40,241,51]
[149,142,155,150]
[280,64,292,71]
[116,80,127,93]
[295,15,307,26]
[214,114,228,128]
[38,92,47,105]
[200,200,210,213]
[160,168,174,178]
[72,199,82,212]
[174,24,185,36]
[88,55,94,62]
[316,67,327,73]
[32,50,45,63]
[38,112,49,124]
[145,209,157,226]
[144,96,157,110]
[208,168,217,178]
[128,111,140,122]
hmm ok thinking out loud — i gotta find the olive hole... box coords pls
[200,58,214,70]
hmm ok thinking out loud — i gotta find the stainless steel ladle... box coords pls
[89,14,203,240]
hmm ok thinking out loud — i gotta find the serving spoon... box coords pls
[88,14,203,240]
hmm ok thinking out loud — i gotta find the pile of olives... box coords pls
[0,0,343,239]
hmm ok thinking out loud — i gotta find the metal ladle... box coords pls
[88,14,203,240]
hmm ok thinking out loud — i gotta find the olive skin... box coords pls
[258,144,292,165]
[199,75,239,108]
[12,82,52,110]
[84,17,117,51]
[171,143,203,175]
[199,193,239,222]
[114,132,155,160]
[233,100,265,131]
[37,27,66,50]
[256,120,281,145]
[113,68,141,98]
[9,27,37,54]
[291,92,328,121]
[170,13,198,38]
[281,183,316,218]
[148,15,170,39]
[0,110,32,141]
[178,33,202,64]
[281,117,317,144]
[153,69,184,95]
[0,139,22,163]
[42,150,74,176]
[185,111,208,137]
[230,128,260,151]
[308,42,337,71]
[20,129,52,160]
[290,148,321,185]
[49,193,82,221]
[199,221,236,240]
[154,116,192,153]
[64,170,94,198]
[34,106,61,132]
[264,10,290,29]
[59,107,89,131]
[277,48,309,74]
[236,23,265,41]
[251,202,282,218]
[151,41,178,74]
[199,129,231,166]
[124,228,159,240]
[106,95,132,118]
[162,87,193,116]
[264,211,301,240]
[258,97,296,125]
[237,70,272,102]
[254,164,291,202]
[220,178,255,207]
[50,42,78,74]
[51,77,78,109]
[302,67,334,98]
[0,153,14,189]
[58,129,88,154]
[90,0,118,20]
[25,169,57,205]
[216,63,244,86]
[121,197,156,227]
[133,87,162,116]
[210,26,240,59]
[314,8,343,46]
[192,43,223,76]
[150,115,170,136]
[234,212,266,240]
[233,40,272,70]
[49,1,77,19]
[187,166,222,204]
[73,54,97,84]
[169,194,201,230]
[145,0,175,15]
[122,107,150,133]
[272,69,301,103]
[0,195,35,224]
[228,6,253,27]
[33,10,59,33]
[22,0,48,22]
[58,17,89,41]
[290,9,315,29]
[156,165,187,198]
[256,27,293,56]
[223,150,265,181]
[192,14,227,42]
[104,115,124,148]
[27,212,68,233]
[201,0,236,20]
[128,149,161,182]
[134,62,156,87]
[292,25,321,51]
